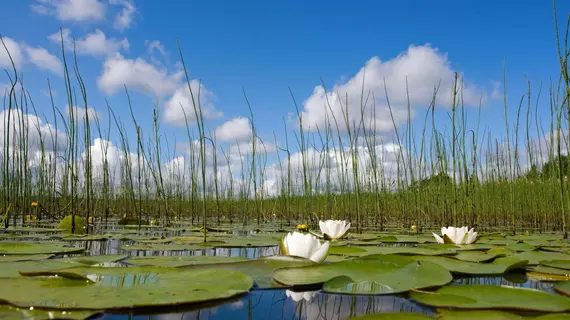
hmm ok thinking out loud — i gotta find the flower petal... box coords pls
[433,233,445,244]
[309,240,330,263]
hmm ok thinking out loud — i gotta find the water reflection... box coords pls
[99,289,432,320]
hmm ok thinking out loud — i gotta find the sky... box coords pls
[0,0,568,195]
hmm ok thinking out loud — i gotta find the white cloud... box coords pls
[23,45,62,76]
[112,0,137,31]
[98,53,181,96]
[164,81,223,126]
[300,44,484,133]
[49,29,129,57]
[145,40,166,58]
[0,109,66,152]
[65,105,102,121]
[32,0,106,22]
[0,37,22,69]
[215,117,251,142]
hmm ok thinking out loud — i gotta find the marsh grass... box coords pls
[1,5,570,236]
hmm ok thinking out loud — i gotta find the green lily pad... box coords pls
[348,313,432,319]
[411,256,527,275]
[541,260,570,270]
[436,310,524,319]
[449,251,504,263]
[0,255,130,278]
[554,281,570,297]
[182,255,315,289]
[0,304,101,320]
[362,247,454,256]
[0,268,253,310]
[0,254,53,263]
[329,246,368,256]
[410,285,570,312]
[488,247,517,255]
[60,234,110,241]
[125,255,247,268]
[421,244,494,251]
[478,239,518,245]
[0,242,84,255]
[511,251,570,265]
[505,243,536,251]
[273,254,452,294]
[530,266,570,276]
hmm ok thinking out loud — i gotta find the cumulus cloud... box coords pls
[111,0,137,31]
[23,45,62,76]
[31,0,106,22]
[49,29,129,57]
[163,81,223,126]
[0,109,66,152]
[65,105,102,121]
[214,117,251,142]
[98,53,181,96]
[300,44,485,133]
[0,36,22,69]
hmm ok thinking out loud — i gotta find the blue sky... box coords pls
[0,0,568,191]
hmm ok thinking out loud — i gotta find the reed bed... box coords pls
[1,4,569,237]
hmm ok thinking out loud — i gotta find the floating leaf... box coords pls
[362,247,454,256]
[0,304,101,320]
[541,260,570,270]
[410,285,570,312]
[411,256,527,275]
[510,251,570,265]
[125,255,247,268]
[329,246,367,256]
[0,254,53,263]
[183,255,314,289]
[348,313,432,319]
[0,268,253,310]
[213,236,280,248]
[0,242,84,255]
[436,310,524,319]
[273,254,452,294]
[504,243,536,252]
[66,255,128,266]
[478,239,518,245]
[448,251,503,263]
[531,266,570,277]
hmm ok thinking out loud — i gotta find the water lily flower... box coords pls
[31,202,38,208]
[411,224,417,231]
[296,223,309,232]
[318,220,350,240]
[433,226,478,245]
[280,232,330,263]
[25,215,31,222]
[286,289,317,302]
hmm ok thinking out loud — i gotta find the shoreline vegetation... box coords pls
[1,3,569,240]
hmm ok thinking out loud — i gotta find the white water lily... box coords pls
[318,219,351,240]
[281,232,330,263]
[433,226,478,245]
[286,289,317,302]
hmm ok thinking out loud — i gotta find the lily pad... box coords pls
[0,254,53,263]
[436,310,524,319]
[448,251,504,263]
[362,247,454,256]
[0,304,101,320]
[0,268,253,310]
[348,313,432,319]
[213,236,280,248]
[531,266,570,277]
[329,246,368,256]
[411,256,528,275]
[510,251,570,265]
[505,243,536,252]
[541,260,570,270]
[66,255,128,265]
[125,255,247,268]
[273,254,452,294]
[182,255,315,289]
[410,285,570,312]
[0,242,84,255]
